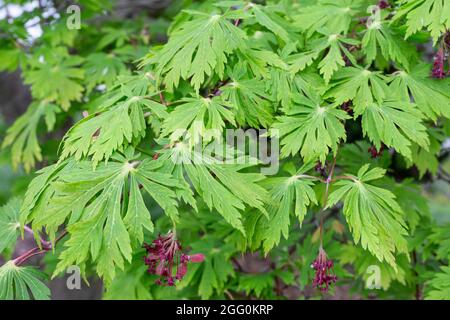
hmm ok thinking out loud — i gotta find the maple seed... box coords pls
[144,232,205,286]
[311,247,337,292]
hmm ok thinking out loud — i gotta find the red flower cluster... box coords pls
[377,0,390,9]
[311,247,337,293]
[431,47,446,79]
[144,232,205,286]
[368,144,384,158]
[341,101,353,116]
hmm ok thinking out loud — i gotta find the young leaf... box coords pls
[103,255,152,300]
[178,236,234,299]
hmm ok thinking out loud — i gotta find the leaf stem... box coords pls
[23,225,52,250]
[12,230,68,266]
[319,154,338,247]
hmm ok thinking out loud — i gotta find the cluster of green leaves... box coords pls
[1,0,450,300]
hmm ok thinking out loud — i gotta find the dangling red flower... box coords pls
[311,247,337,292]
[377,0,390,9]
[368,144,384,158]
[431,47,446,79]
[315,162,328,179]
[144,231,205,286]
[341,101,353,116]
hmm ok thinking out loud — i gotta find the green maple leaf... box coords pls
[360,99,429,160]
[220,69,274,127]
[0,198,21,254]
[159,144,268,233]
[24,48,84,110]
[84,53,128,92]
[393,0,450,43]
[327,165,409,268]
[21,154,187,285]
[337,140,391,174]
[263,42,307,110]
[325,67,388,111]
[146,10,247,92]
[287,51,319,74]
[262,162,318,253]
[249,3,293,43]
[426,266,450,300]
[388,66,450,120]
[238,273,274,297]
[2,101,59,172]
[42,22,78,47]
[0,261,50,300]
[305,30,359,83]
[362,22,414,70]
[273,91,350,162]
[61,93,167,166]
[235,46,286,79]
[293,0,362,36]
[161,96,235,145]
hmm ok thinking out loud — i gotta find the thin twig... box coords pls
[319,154,338,247]
[23,225,52,250]
[13,230,68,266]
